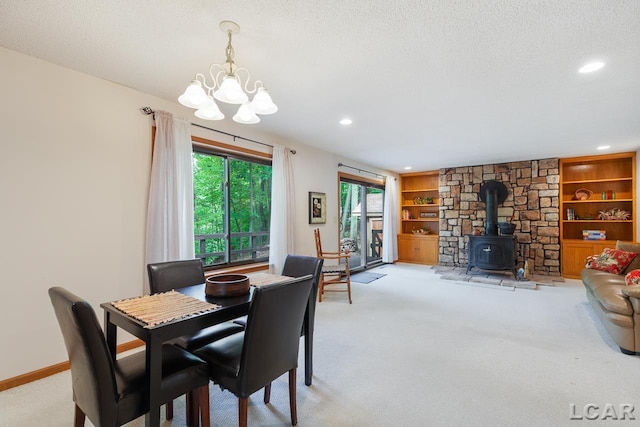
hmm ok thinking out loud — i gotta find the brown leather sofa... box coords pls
[581,268,640,354]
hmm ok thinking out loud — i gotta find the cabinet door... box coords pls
[397,235,414,262]
[561,241,611,279]
[420,238,439,264]
[397,235,438,264]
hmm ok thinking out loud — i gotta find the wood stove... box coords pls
[466,180,518,278]
[467,235,518,278]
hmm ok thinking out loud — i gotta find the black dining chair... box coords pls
[147,259,245,419]
[232,255,323,385]
[48,286,210,427]
[147,259,244,350]
[281,255,324,386]
[193,275,314,427]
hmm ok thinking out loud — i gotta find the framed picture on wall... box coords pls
[309,192,326,224]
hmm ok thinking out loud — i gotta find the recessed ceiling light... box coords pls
[339,118,352,125]
[579,61,605,73]
[597,145,610,150]
[404,166,412,170]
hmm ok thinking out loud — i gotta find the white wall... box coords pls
[0,47,395,380]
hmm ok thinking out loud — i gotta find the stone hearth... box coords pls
[433,266,565,290]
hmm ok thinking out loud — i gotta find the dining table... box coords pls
[100,272,312,427]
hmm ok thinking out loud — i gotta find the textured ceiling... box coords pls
[1,0,639,172]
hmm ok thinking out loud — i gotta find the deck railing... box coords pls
[195,231,269,266]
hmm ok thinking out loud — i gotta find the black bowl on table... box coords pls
[205,274,250,297]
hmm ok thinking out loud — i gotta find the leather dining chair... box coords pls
[231,255,323,386]
[48,286,210,427]
[193,275,314,427]
[147,259,244,419]
[281,255,324,386]
[147,259,244,350]
[314,228,353,303]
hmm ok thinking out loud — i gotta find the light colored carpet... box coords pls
[2,263,638,426]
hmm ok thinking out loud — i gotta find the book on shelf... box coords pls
[582,230,606,240]
[566,208,575,220]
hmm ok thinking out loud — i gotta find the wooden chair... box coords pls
[314,228,352,304]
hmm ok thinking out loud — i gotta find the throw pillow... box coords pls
[586,248,638,275]
[616,241,640,274]
[585,254,600,268]
[625,269,640,286]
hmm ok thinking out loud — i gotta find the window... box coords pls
[193,148,272,268]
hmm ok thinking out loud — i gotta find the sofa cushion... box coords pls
[582,269,633,316]
[582,268,627,292]
[586,248,638,275]
[592,284,633,316]
[616,241,640,274]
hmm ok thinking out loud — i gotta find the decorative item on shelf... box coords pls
[411,228,430,235]
[178,21,277,124]
[419,211,438,218]
[574,188,593,200]
[424,197,434,204]
[413,196,423,205]
[583,213,593,220]
[598,208,631,220]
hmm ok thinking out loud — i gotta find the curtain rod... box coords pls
[338,162,385,179]
[141,107,296,154]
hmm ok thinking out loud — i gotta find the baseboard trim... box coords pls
[0,339,144,391]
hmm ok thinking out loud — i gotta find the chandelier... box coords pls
[178,21,277,124]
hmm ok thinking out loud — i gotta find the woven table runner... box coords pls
[111,290,220,328]
[249,273,293,287]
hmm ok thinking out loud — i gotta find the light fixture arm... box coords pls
[178,20,277,123]
[233,67,265,95]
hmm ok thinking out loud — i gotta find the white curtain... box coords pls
[144,110,195,292]
[269,145,295,273]
[382,176,399,263]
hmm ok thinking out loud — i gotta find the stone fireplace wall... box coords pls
[438,159,560,275]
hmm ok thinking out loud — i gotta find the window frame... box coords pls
[191,136,273,271]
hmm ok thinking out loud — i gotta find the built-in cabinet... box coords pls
[398,171,439,264]
[560,152,636,278]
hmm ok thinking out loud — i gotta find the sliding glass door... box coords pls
[339,178,384,271]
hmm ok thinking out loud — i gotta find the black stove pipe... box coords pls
[485,189,498,235]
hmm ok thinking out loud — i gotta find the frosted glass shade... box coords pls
[233,103,260,124]
[194,96,224,120]
[214,76,248,104]
[250,88,278,115]
[178,80,208,109]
